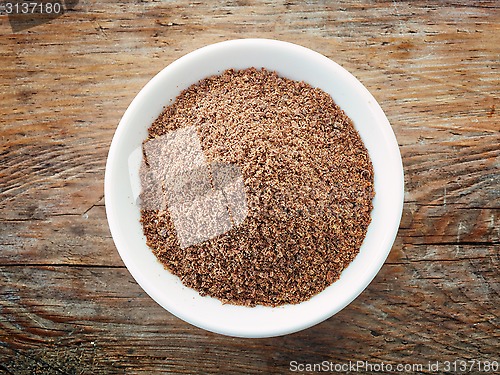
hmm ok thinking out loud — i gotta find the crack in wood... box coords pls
[386,260,490,267]
[0,363,15,375]
[386,255,496,265]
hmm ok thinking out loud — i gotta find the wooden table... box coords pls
[1,1,498,373]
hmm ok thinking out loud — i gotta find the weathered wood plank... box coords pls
[0,204,498,268]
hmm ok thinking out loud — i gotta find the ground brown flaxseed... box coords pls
[140,67,374,307]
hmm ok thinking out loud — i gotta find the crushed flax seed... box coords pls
[139,67,375,307]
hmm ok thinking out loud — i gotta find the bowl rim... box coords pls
[105,38,404,338]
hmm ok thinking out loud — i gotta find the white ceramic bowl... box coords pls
[105,39,404,338]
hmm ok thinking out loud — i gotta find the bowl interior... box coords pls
[105,39,404,338]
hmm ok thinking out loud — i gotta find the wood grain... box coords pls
[1,0,499,373]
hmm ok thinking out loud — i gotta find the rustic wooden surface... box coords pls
[1,0,499,374]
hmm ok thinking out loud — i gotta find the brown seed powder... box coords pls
[140,68,375,307]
